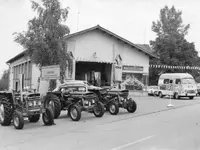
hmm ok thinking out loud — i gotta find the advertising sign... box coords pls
[41,65,60,80]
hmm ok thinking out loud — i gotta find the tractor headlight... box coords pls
[38,101,41,106]
[28,102,33,107]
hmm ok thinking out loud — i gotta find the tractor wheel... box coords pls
[174,93,180,99]
[28,114,40,123]
[108,101,119,115]
[159,92,163,98]
[42,107,54,125]
[69,105,81,121]
[93,101,104,117]
[13,110,24,130]
[127,99,137,113]
[44,94,61,119]
[0,95,13,126]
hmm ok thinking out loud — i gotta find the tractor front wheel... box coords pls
[108,101,119,115]
[69,105,81,121]
[13,110,24,130]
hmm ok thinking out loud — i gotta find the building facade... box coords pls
[7,25,155,93]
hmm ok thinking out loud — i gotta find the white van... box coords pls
[157,73,197,99]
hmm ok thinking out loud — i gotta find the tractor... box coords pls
[0,74,55,130]
[44,81,105,121]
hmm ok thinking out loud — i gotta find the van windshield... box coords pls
[181,78,195,84]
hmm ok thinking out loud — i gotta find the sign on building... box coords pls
[41,65,60,80]
[114,65,122,81]
[122,65,144,72]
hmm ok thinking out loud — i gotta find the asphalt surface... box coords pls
[0,96,200,150]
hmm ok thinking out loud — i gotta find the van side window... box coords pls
[163,79,169,84]
[175,79,181,84]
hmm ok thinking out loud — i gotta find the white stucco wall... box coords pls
[66,29,150,74]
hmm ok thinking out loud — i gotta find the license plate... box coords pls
[34,101,36,106]
[89,102,91,106]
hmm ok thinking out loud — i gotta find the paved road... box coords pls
[0,96,200,150]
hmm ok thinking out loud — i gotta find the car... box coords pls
[147,86,159,96]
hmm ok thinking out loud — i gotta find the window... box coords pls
[175,79,181,84]
[163,79,170,84]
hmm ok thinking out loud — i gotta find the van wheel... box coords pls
[189,96,194,100]
[159,92,163,98]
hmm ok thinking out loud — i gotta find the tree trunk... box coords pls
[37,67,42,92]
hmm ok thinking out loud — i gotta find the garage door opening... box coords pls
[75,62,112,86]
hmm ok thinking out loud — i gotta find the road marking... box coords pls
[110,135,156,150]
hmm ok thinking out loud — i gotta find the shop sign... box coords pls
[115,65,122,81]
[122,65,144,72]
[41,65,60,80]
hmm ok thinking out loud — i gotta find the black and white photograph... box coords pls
[0,0,200,149]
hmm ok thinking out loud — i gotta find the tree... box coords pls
[14,0,73,91]
[149,5,200,84]
[0,70,9,91]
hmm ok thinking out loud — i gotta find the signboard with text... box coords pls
[122,65,144,72]
[41,65,60,80]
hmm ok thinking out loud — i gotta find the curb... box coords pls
[99,101,200,125]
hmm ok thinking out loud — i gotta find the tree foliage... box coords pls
[0,70,9,91]
[149,5,200,85]
[14,0,73,90]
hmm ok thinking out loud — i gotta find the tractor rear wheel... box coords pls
[44,94,61,119]
[13,110,24,130]
[42,107,54,125]
[93,101,104,117]
[0,95,13,126]
[127,99,137,113]
[28,114,40,123]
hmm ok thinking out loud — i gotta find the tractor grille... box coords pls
[27,95,42,109]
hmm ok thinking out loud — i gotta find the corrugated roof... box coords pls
[7,25,156,64]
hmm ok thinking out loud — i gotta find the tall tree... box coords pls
[14,0,73,91]
[149,5,200,85]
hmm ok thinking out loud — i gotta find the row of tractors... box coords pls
[0,74,137,130]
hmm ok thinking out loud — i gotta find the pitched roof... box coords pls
[7,25,156,64]
[6,51,26,64]
[65,25,156,58]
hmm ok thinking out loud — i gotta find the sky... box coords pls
[0,0,200,77]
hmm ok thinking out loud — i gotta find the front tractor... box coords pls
[44,84,105,121]
[106,89,137,114]
[89,88,137,115]
[0,74,54,130]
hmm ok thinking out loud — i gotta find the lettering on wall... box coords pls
[122,65,144,72]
